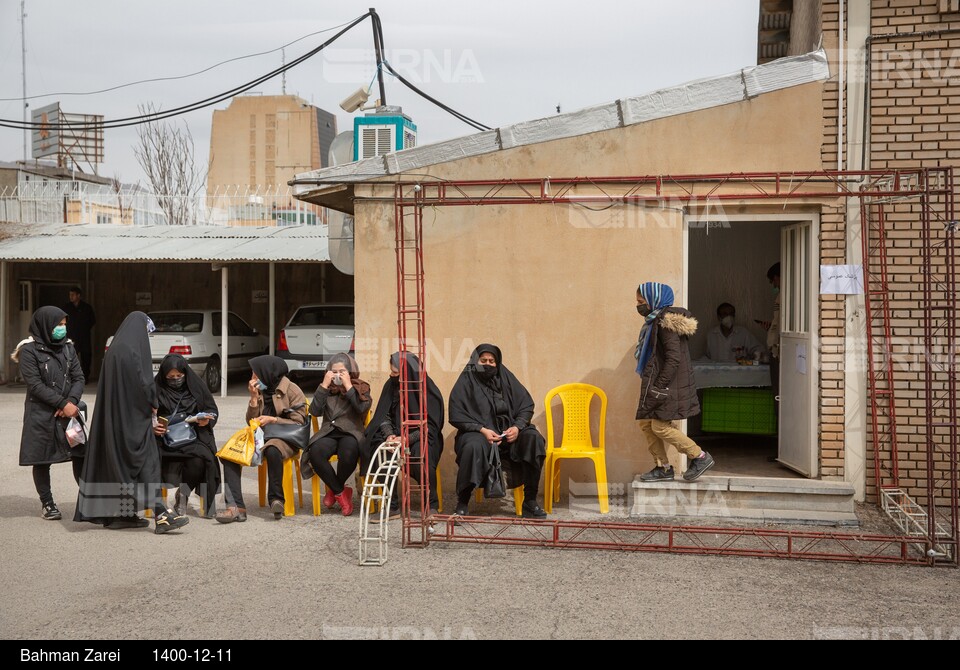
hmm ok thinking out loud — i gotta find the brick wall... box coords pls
[860,0,959,503]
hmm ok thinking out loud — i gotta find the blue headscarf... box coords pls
[635,282,675,375]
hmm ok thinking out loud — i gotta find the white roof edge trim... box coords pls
[292,49,831,189]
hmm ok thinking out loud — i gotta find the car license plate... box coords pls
[302,361,327,370]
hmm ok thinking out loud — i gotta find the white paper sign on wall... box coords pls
[820,265,864,295]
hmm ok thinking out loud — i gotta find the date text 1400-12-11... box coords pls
[154,649,232,662]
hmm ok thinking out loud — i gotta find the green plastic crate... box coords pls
[701,388,777,435]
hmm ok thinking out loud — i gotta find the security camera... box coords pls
[339,87,371,113]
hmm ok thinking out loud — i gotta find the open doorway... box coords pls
[685,214,819,480]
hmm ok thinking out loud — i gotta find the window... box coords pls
[149,312,204,333]
[289,306,354,327]
[228,313,255,336]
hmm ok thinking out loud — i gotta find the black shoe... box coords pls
[683,452,715,482]
[41,502,62,520]
[454,502,469,517]
[173,490,186,517]
[521,501,547,519]
[105,516,150,529]
[270,499,285,520]
[154,510,189,534]
[639,466,675,482]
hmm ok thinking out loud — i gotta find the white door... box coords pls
[778,222,818,476]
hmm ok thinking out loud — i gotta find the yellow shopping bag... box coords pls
[216,419,261,466]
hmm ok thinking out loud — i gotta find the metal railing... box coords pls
[0,182,328,227]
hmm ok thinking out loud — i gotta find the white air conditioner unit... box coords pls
[358,125,399,160]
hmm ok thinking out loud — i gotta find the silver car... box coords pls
[107,310,268,392]
[277,303,354,378]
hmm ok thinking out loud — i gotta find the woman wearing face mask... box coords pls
[216,355,306,523]
[634,283,714,483]
[449,344,547,519]
[302,353,372,516]
[153,354,221,518]
[13,306,85,520]
[359,352,445,514]
[75,311,188,534]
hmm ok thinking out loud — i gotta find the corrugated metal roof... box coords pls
[0,224,330,262]
[292,50,831,195]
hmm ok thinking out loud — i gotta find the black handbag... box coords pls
[162,394,197,450]
[262,421,310,451]
[483,443,507,499]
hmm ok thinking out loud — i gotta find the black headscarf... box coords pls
[366,351,445,441]
[30,306,68,349]
[155,354,216,420]
[449,343,535,433]
[75,311,159,523]
[249,355,288,393]
[249,355,288,417]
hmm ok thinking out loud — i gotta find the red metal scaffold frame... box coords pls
[390,168,958,565]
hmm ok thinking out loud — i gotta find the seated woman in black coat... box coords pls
[449,344,547,519]
[303,353,372,517]
[359,351,444,513]
[153,354,221,518]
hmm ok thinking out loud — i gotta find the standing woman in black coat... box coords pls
[153,354,221,518]
[13,306,85,520]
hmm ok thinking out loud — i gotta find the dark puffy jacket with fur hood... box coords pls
[635,307,700,421]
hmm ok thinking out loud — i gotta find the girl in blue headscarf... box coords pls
[634,282,714,483]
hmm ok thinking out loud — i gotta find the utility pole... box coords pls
[21,0,28,162]
[281,48,286,95]
[370,8,386,106]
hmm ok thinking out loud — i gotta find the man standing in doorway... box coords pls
[63,286,96,381]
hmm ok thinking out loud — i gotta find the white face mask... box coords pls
[720,316,735,329]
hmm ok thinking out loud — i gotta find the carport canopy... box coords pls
[0,224,331,397]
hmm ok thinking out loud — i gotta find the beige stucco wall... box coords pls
[352,83,826,496]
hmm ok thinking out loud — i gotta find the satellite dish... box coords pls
[328,211,355,275]
[327,131,356,275]
[329,131,354,167]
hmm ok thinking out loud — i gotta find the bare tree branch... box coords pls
[133,104,207,225]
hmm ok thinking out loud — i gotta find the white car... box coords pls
[277,303,354,378]
[106,310,269,392]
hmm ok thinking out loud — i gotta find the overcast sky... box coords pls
[0,0,759,185]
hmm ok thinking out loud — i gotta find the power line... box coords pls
[0,13,372,131]
[0,19,360,102]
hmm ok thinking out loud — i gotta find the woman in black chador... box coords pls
[153,354,221,518]
[449,344,547,519]
[359,352,444,513]
[74,312,188,534]
[14,306,85,520]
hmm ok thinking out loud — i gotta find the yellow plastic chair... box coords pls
[474,482,524,516]
[543,383,609,514]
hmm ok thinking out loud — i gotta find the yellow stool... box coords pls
[258,457,303,517]
[474,486,524,516]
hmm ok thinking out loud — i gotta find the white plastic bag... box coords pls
[65,417,86,448]
[250,426,265,467]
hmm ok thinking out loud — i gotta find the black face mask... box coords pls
[478,364,498,379]
[167,376,186,390]
[637,305,652,317]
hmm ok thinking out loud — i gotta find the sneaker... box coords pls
[154,510,189,534]
[454,501,469,517]
[639,466,675,482]
[682,452,715,482]
[270,499,285,519]
[521,501,547,519]
[41,502,62,520]
[215,506,247,524]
